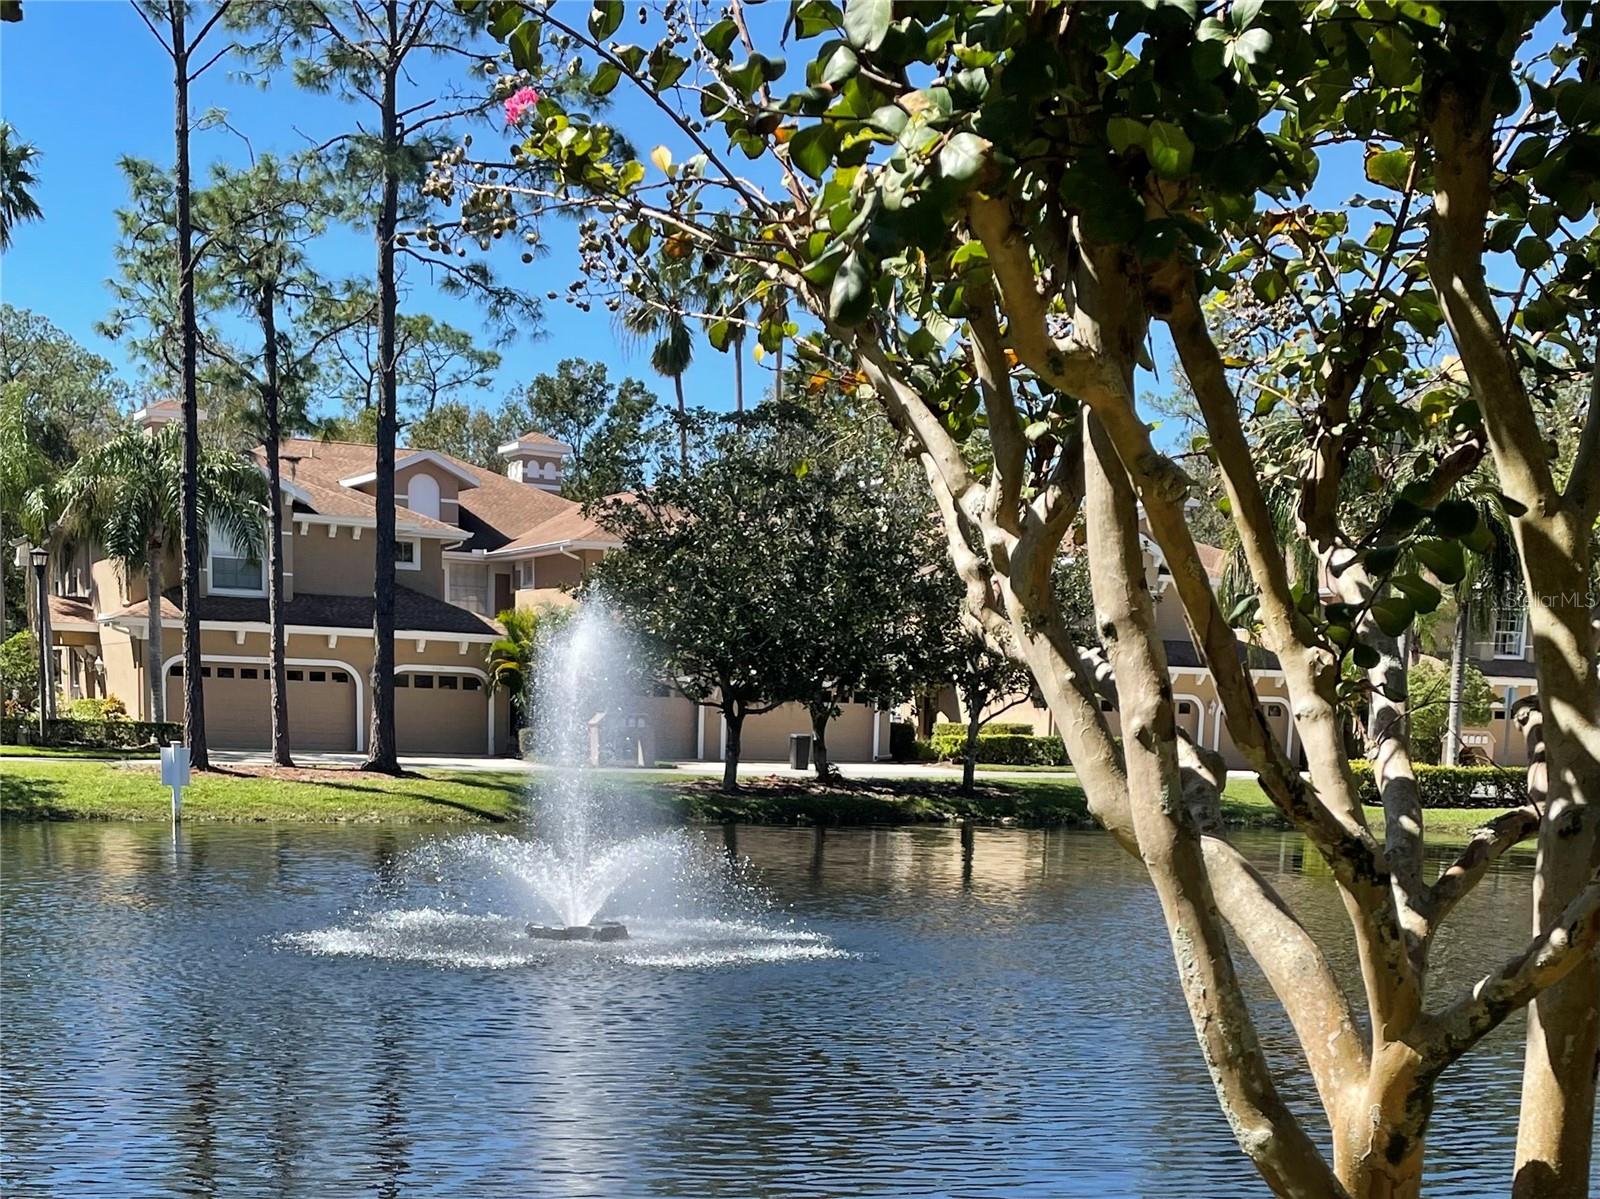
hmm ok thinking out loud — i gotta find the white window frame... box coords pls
[395,538,422,571]
[207,524,266,597]
[1493,607,1528,658]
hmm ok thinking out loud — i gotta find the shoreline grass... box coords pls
[0,759,1522,839]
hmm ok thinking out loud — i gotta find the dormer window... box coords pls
[408,472,441,519]
[209,524,264,596]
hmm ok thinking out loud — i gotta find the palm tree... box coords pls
[487,605,569,754]
[0,122,43,251]
[54,424,265,726]
[620,302,693,466]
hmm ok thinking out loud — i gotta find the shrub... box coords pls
[930,720,1036,739]
[929,730,1068,766]
[0,630,39,711]
[1,717,181,749]
[887,720,917,761]
[1349,760,1529,810]
[64,695,128,722]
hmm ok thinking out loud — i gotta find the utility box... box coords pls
[788,733,812,771]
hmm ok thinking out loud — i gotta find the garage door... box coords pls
[166,662,356,752]
[396,671,487,755]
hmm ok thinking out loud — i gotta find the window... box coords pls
[1178,701,1193,715]
[463,677,481,692]
[395,675,409,688]
[1263,703,1284,718]
[1492,710,1506,721]
[439,676,458,690]
[407,472,441,520]
[287,669,303,682]
[332,671,349,684]
[1100,699,1115,713]
[1494,607,1527,658]
[169,664,183,677]
[217,667,234,679]
[310,671,326,683]
[395,539,420,571]
[241,668,258,680]
[414,674,434,689]
[208,523,264,595]
[200,666,211,678]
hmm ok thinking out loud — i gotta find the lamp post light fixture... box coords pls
[29,546,48,740]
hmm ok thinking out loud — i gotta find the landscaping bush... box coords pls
[63,695,129,722]
[928,730,1068,766]
[931,720,1035,739]
[1349,760,1529,810]
[1,717,181,749]
[887,720,917,762]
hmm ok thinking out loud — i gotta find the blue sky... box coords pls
[1,0,749,423]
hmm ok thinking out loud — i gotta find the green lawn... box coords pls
[0,744,159,760]
[0,758,1518,837]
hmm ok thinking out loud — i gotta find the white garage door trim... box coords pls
[162,653,366,753]
[396,665,494,755]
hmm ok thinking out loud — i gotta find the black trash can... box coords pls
[788,733,812,770]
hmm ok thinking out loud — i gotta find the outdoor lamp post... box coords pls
[29,546,48,740]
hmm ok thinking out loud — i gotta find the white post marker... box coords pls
[160,744,191,824]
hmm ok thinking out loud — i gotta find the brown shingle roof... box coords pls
[48,594,97,630]
[107,586,500,637]
[264,439,612,553]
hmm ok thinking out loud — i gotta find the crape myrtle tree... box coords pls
[592,410,828,794]
[439,4,1600,1197]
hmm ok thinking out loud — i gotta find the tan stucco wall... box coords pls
[703,701,880,763]
[647,694,698,760]
[289,522,447,600]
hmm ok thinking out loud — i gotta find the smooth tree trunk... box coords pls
[261,292,293,768]
[961,705,982,796]
[171,0,208,769]
[364,1,401,774]
[146,540,164,724]
[38,559,54,720]
[721,705,743,793]
[809,703,831,780]
[1443,599,1469,766]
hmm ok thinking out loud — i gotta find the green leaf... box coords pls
[1251,269,1286,303]
[1414,539,1466,585]
[1513,235,1553,270]
[707,319,732,351]
[829,253,872,326]
[843,0,891,52]
[1391,572,1442,614]
[868,105,908,137]
[1371,597,1415,638]
[1106,117,1147,154]
[509,19,541,71]
[588,0,623,39]
[1431,499,1479,539]
[1148,121,1194,179]
[1363,544,1402,575]
[590,62,622,96]
[1353,642,1381,670]
[819,41,859,86]
[1364,146,1412,190]
[937,132,988,184]
[703,17,739,60]
[789,123,838,181]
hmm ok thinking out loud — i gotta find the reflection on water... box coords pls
[0,821,1572,1197]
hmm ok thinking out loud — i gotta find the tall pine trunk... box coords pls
[1443,597,1469,766]
[673,373,688,465]
[261,290,293,768]
[721,706,743,793]
[732,331,744,413]
[146,539,165,724]
[364,2,401,773]
[171,1,208,769]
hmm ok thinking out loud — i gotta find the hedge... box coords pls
[927,730,1068,766]
[1349,761,1530,810]
[931,720,1035,739]
[1,717,183,750]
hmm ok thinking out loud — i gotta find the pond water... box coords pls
[0,819,1570,1197]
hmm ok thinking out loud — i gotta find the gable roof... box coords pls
[261,439,620,556]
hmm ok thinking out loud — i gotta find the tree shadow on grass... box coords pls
[0,772,76,821]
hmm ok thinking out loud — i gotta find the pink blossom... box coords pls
[504,87,540,126]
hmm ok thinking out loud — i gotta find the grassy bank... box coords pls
[0,759,1519,837]
[0,745,158,760]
